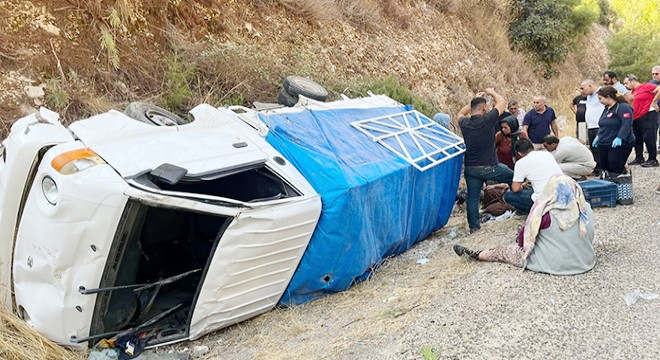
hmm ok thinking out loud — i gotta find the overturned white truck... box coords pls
[0,94,464,347]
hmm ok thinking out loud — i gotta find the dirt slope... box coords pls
[0,1,607,136]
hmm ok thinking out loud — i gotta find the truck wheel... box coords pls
[283,76,329,102]
[124,102,188,126]
[277,88,298,107]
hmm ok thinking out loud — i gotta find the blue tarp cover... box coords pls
[262,104,463,305]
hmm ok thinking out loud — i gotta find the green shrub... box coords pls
[607,32,660,79]
[45,78,70,110]
[163,55,196,112]
[349,76,437,117]
[607,0,660,79]
[420,346,440,360]
[597,0,612,26]
[509,0,601,77]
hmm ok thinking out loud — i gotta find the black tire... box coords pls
[124,102,188,126]
[283,76,328,102]
[277,88,298,107]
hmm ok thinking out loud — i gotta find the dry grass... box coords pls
[337,0,382,29]
[274,0,339,22]
[202,222,480,359]
[428,0,461,13]
[0,306,83,360]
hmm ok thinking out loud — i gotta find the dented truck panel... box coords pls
[0,109,74,308]
[13,149,129,343]
[188,196,321,339]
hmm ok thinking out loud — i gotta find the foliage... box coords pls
[607,0,660,79]
[596,0,612,26]
[508,0,601,77]
[607,32,660,79]
[163,54,197,112]
[45,78,70,109]
[348,76,437,117]
[420,346,440,360]
[99,26,120,70]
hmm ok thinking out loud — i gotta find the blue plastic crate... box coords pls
[578,179,617,208]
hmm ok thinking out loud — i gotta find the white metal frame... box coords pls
[351,110,465,171]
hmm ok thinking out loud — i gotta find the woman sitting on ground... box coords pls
[453,174,596,275]
[495,115,527,170]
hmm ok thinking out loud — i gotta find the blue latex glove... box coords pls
[592,136,599,148]
[612,137,622,148]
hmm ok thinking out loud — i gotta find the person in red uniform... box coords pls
[623,75,660,167]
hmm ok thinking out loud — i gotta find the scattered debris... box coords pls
[416,258,430,265]
[624,289,658,306]
[493,210,515,222]
[383,296,399,303]
[446,226,459,239]
[191,346,209,357]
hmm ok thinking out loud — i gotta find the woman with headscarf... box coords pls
[495,115,528,170]
[453,174,596,275]
[592,86,635,178]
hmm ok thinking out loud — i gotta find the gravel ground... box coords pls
[175,159,660,360]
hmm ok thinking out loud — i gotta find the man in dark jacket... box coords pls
[458,88,513,233]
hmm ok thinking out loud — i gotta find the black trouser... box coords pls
[632,112,658,161]
[599,142,633,176]
[588,128,601,170]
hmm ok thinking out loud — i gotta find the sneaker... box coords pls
[469,227,480,234]
[640,159,659,168]
[628,158,645,165]
[453,244,482,260]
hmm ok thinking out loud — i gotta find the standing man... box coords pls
[507,100,526,123]
[570,88,587,142]
[582,79,605,176]
[458,88,513,234]
[603,70,633,103]
[649,66,660,150]
[522,96,559,149]
[542,135,596,179]
[503,138,563,214]
[623,75,660,167]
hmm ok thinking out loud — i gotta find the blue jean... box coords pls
[464,164,513,230]
[504,189,534,214]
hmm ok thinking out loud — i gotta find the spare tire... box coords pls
[283,76,329,102]
[277,88,298,107]
[124,102,188,126]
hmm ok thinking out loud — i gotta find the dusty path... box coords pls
[177,164,660,360]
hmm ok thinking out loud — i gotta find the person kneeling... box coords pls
[542,135,596,179]
[454,174,596,275]
[503,138,562,214]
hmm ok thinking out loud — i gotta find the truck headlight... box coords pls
[51,147,105,175]
[42,176,59,205]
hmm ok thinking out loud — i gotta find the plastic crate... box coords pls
[578,179,617,208]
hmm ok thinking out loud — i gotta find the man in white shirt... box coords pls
[542,135,596,179]
[504,138,563,213]
[581,79,605,176]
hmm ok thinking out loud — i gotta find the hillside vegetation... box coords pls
[0,1,613,359]
[0,0,608,138]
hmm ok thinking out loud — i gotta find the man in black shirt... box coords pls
[458,88,514,233]
[570,92,587,141]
